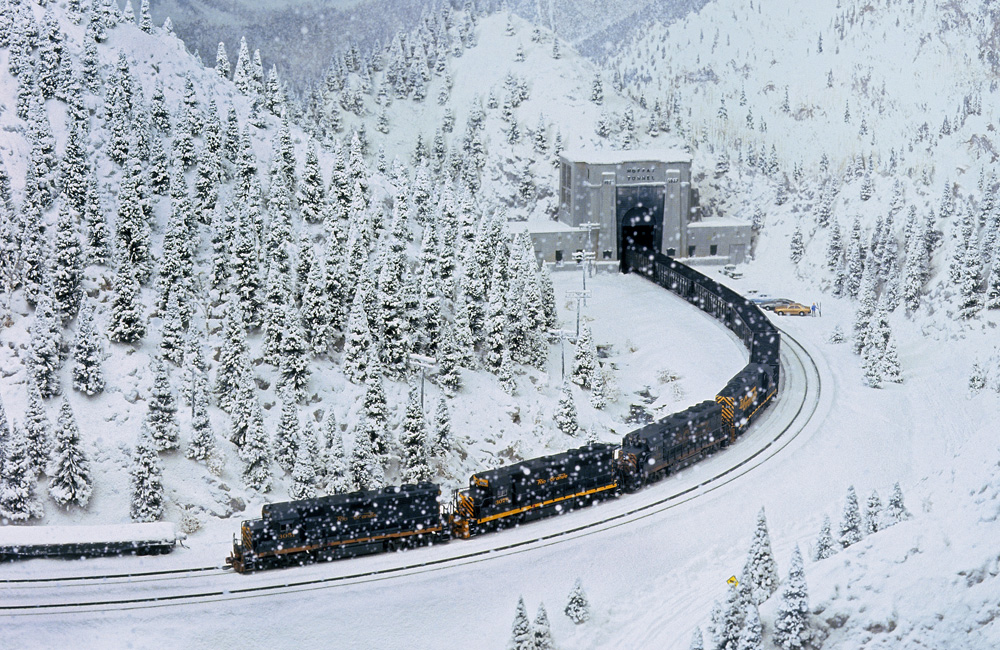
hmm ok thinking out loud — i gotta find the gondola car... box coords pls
[452,443,619,538]
[227,483,447,572]
[617,400,725,491]
[0,523,179,561]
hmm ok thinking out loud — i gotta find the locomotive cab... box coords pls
[618,433,648,491]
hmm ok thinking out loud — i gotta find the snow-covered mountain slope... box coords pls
[304,8,671,224]
[0,1,697,532]
[504,0,709,58]
[611,0,996,177]
[148,0,431,87]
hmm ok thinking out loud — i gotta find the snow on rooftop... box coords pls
[511,219,581,233]
[687,216,751,228]
[561,147,693,165]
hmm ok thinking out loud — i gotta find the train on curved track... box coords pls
[227,252,781,573]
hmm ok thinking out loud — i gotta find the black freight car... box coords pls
[0,523,179,561]
[452,444,619,538]
[227,483,446,572]
[617,400,725,491]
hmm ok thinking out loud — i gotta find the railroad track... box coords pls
[0,325,822,616]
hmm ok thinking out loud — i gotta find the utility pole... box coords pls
[548,328,575,381]
[578,221,601,280]
[565,289,592,339]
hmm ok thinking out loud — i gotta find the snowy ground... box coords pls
[5,262,999,649]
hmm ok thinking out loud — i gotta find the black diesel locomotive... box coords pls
[228,253,780,572]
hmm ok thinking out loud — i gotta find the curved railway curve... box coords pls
[0,319,824,616]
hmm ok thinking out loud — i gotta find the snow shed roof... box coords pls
[561,147,693,165]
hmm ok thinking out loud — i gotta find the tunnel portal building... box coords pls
[527,148,750,266]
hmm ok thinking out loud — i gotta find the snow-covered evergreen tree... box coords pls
[689,627,704,650]
[363,350,389,427]
[571,324,597,389]
[186,375,217,463]
[147,359,180,451]
[839,485,863,548]
[274,388,300,474]
[138,0,152,32]
[108,269,146,344]
[533,603,554,650]
[736,603,762,650]
[865,489,883,534]
[289,428,319,500]
[430,396,452,460]
[509,596,534,650]
[238,391,272,492]
[957,240,984,320]
[773,546,811,650]
[29,290,63,398]
[745,507,780,604]
[565,578,590,624]
[343,290,374,384]
[852,266,878,356]
[324,414,353,494]
[83,175,110,265]
[590,364,609,409]
[214,300,252,414]
[298,142,326,224]
[277,305,311,401]
[48,399,92,508]
[813,515,836,560]
[845,217,865,298]
[436,323,464,396]
[885,482,910,526]
[72,301,105,395]
[23,381,51,475]
[985,245,1000,310]
[350,415,385,490]
[790,227,804,264]
[400,383,431,483]
[215,41,231,79]
[498,347,516,396]
[556,383,579,436]
[158,290,187,366]
[0,423,44,522]
[129,425,164,522]
[711,584,745,650]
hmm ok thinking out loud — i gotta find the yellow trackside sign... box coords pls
[727,576,739,587]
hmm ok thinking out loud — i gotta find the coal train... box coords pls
[227,252,780,572]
